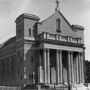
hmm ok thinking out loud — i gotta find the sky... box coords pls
[0,0,90,60]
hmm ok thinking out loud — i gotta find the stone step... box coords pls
[0,86,21,90]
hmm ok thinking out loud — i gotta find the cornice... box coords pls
[38,39,84,48]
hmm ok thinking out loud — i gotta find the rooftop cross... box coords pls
[55,0,60,8]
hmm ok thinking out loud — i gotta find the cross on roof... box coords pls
[55,0,60,8]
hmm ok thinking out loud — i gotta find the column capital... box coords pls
[59,50,62,53]
[47,48,50,52]
[68,51,74,54]
[70,51,73,54]
[43,48,47,52]
[78,52,83,55]
[56,49,59,52]
[68,51,71,54]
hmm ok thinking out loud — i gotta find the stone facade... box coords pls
[0,6,87,90]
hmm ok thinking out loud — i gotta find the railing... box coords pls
[60,36,68,42]
[38,32,82,44]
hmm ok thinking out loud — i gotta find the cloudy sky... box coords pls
[0,0,90,60]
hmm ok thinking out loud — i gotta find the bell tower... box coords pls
[15,13,40,86]
[15,13,40,42]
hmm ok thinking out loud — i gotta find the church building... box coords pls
[0,0,88,90]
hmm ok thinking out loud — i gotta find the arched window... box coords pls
[56,18,61,32]
[29,28,31,36]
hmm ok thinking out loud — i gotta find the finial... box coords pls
[55,0,60,11]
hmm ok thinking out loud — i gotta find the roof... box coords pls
[15,13,40,23]
[0,36,16,49]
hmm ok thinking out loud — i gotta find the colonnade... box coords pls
[39,48,84,85]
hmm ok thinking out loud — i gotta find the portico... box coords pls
[38,46,84,86]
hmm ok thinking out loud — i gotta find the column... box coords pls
[56,50,60,84]
[81,53,84,83]
[79,52,82,83]
[47,49,50,84]
[59,50,63,84]
[71,52,74,83]
[76,53,79,84]
[38,50,43,83]
[68,51,71,85]
[43,49,47,84]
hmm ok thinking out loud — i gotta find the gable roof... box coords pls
[40,10,73,30]
[58,10,73,30]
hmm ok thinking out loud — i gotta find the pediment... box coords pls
[38,10,84,43]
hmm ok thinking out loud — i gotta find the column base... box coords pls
[38,66,44,83]
[48,83,68,88]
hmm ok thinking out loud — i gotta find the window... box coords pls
[56,18,61,32]
[29,28,31,36]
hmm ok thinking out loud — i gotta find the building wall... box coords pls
[16,41,24,87]
[0,38,16,86]
[24,42,36,84]
[24,18,36,38]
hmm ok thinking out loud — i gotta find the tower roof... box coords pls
[15,13,40,23]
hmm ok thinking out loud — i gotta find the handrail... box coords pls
[38,32,82,44]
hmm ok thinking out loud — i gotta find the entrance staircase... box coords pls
[71,83,89,90]
[0,83,89,90]
[23,83,68,90]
